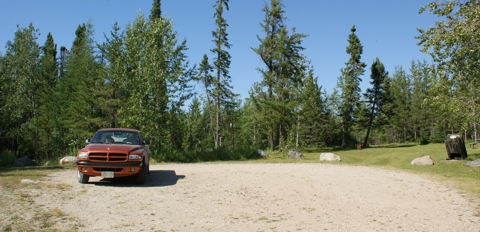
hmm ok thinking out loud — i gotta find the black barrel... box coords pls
[444,134,468,160]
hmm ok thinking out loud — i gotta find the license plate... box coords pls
[101,171,114,178]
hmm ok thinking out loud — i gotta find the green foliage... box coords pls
[362,58,389,147]
[151,146,262,163]
[417,0,480,140]
[2,0,480,163]
[389,66,412,143]
[56,23,103,146]
[337,25,366,149]
[97,22,126,128]
[0,150,17,167]
[251,0,308,151]
[149,0,162,21]
[298,70,331,148]
[121,12,194,151]
[210,0,237,149]
[0,23,42,158]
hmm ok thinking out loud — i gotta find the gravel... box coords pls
[30,163,480,231]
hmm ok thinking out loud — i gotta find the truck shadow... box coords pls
[147,170,185,187]
[92,170,185,187]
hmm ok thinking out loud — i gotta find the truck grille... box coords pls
[89,152,128,162]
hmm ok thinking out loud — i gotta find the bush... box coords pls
[150,147,261,163]
[0,150,17,167]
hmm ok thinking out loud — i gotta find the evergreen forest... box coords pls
[1,0,479,164]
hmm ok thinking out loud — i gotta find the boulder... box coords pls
[21,179,39,184]
[12,157,36,167]
[286,150,303,159]
[256,150,268,158]
[59,156,78,165]
[320,153,341,161]
[411,156,434,166]
[464,159,480,167]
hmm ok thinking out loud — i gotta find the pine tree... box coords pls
[56,23,102,146]
[389,66,412,143]
[362,58,389,147]
[36,33,59,158]
[149,0,162,21]
[298,69,328,147]
[195,54,215,143]
[183,97,203,151]
[337,25,366,149]
[98,22,125,128]
[251,0,284,151]
[252,0,307,151]
[211,0,236,148]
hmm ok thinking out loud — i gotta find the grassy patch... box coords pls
[0,165,77,231]
[0,166,74,190]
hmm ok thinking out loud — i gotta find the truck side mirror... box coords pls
[85,139,91,144]
[143,140,150,145]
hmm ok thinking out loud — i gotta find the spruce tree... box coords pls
[56,23,102,145]
[362,58,389,147]
[149,0,162,21]
[252,0,307,151]
[251,0,285,151]
[298,69,328,148]
[337,25,366,149]
[196,54,215,143]
[37,33,58,158]
[98,22,125,128]
[389,66,411,143]
[211,0,236,148]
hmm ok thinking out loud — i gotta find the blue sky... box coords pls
[0,0,439,99]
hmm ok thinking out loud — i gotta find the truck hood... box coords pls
[82,144,143,153]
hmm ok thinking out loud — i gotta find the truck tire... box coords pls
[133,161,147,184]
[77,171,89,183]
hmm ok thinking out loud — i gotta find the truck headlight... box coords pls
[129,154,142,161]
[77,152,88,161]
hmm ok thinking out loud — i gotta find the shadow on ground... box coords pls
[91,170,185,188]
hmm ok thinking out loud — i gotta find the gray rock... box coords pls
[21,179,39,184]
[256,150,268,158]
[411,156,434,166]
[12,157,36,167]
[59,156,78,165]
[464,159,480,167]
[286,150,303,159]
[320,153,341,161]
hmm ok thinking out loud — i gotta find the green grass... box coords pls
[0,166,74,190]
[0,165,77,231]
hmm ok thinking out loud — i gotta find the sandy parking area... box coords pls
[20,163,480,231]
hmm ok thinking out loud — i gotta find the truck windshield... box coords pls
[90,131,139,145]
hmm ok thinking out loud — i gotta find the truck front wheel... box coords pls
[132,161,147,184]
[77,170,89,183]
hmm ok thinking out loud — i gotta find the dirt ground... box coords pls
[3,163,480,231]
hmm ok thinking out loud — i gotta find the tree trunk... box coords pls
[363,103,376,148]
[269,124,274,151]
[296,114,300,149]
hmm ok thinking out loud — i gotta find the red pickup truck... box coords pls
[76,128,150,184]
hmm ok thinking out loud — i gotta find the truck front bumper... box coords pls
[77,161,143,177]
